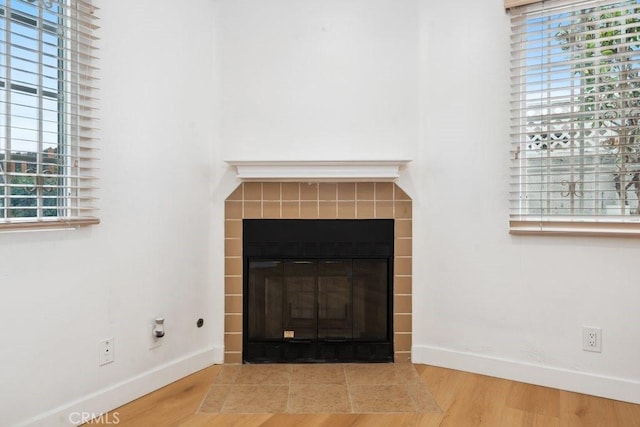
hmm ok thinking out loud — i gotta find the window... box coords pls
[509,0,640,235]
[0,0,98,230]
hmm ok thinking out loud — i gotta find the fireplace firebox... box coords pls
[243,219,394,363]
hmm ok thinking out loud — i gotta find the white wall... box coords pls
[216,0,419,162]
[2,0,639,425]
[214,0,640,404]
[0,1,221,426]
[414,0,640,403]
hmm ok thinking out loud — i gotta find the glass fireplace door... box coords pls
[246,257,390,362]
[317,260,352,340]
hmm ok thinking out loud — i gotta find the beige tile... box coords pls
[394,363,422,385]
[289,384,352,413]
[356,183,375,200]
[376,183,394,201]
[224,333,242,353]
[345,364,404,385]
[225,257,243,276]
[394,276,412,295]
[226,185,243,201]
[225,295,243,314]
[407,383,442,412]
[243,201,262,218]
[213,365,241,384]
[225,314,242,333]
[282,201,300,218]
[319,201,337,219]
[200,363,442,415]
[199,385,231,412]
[300,201,318,219]
[223,385,289,413]
[225,238,242,258]
[395,186,411,201]
[225,276,242,295]
[349,384,415,412]
[395,257,412,276]
[235,365,291,385]
[282,183,300,201]
[224,352,242,364]
[300,183,319,201]
[244,182,262,201]
[395,294,412,314]
[225,220,242,239]
[225,201,243,219]
[395,201,412,219]
[337,183,356,200]
[263,182,281,201]
[263,201,281,218]
[395,352,412,363]
[395,333,412,352]
[356,201,374,219]
[291,364,346,384]
[375,201,394,218]
[395,314,412,333]
[319,183,337,201]
[337,202,356,219]
[395,220,412,238]
[395,238,412,256]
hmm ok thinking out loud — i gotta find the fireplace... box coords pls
[223,181,413,364]
[243,219,394,363]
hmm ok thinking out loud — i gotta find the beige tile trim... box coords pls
[224,182,413,363]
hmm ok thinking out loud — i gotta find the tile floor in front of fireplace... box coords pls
[198,363,441,414]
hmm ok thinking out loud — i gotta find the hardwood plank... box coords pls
[85,364,640,427]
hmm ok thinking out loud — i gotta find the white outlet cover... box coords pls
[99,338,114,365]
[582,327,602,353]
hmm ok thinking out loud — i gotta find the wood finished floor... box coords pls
[91,364,640,426]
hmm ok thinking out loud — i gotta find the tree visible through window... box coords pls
[510,0,640,233]
[0,0,98,229]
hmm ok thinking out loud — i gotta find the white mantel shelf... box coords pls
[226,160,411,182]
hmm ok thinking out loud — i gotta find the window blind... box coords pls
[505,0,547,9]
[0,0,99,230]
[509,0,640,235]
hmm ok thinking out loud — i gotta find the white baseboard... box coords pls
[17,345,224,427]
[413,345,640,404]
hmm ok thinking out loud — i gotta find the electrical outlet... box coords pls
[582,327,602,353]
[99,338,114,365]
[149,320,162,349]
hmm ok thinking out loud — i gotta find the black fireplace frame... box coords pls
[242,219,395,363]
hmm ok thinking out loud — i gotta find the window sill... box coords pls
[0,217,100,232]
[510,219,640,237]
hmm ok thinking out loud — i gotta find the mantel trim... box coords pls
[225,160,412,182]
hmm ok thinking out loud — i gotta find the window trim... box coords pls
[0,216,98,231]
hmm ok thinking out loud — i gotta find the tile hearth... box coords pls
[198,363,441,414]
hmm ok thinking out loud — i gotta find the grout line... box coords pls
[286,365,293,412]
[194,384,212,414]
[344,365,355,413]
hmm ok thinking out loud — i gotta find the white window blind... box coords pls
[0,0,98,230]
[509,0,640,235]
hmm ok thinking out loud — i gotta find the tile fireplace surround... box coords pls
[224,182,412,363]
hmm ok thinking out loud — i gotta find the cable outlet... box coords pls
[99,338,114,365]
[149,320,162,349]
[582,327,602,353]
